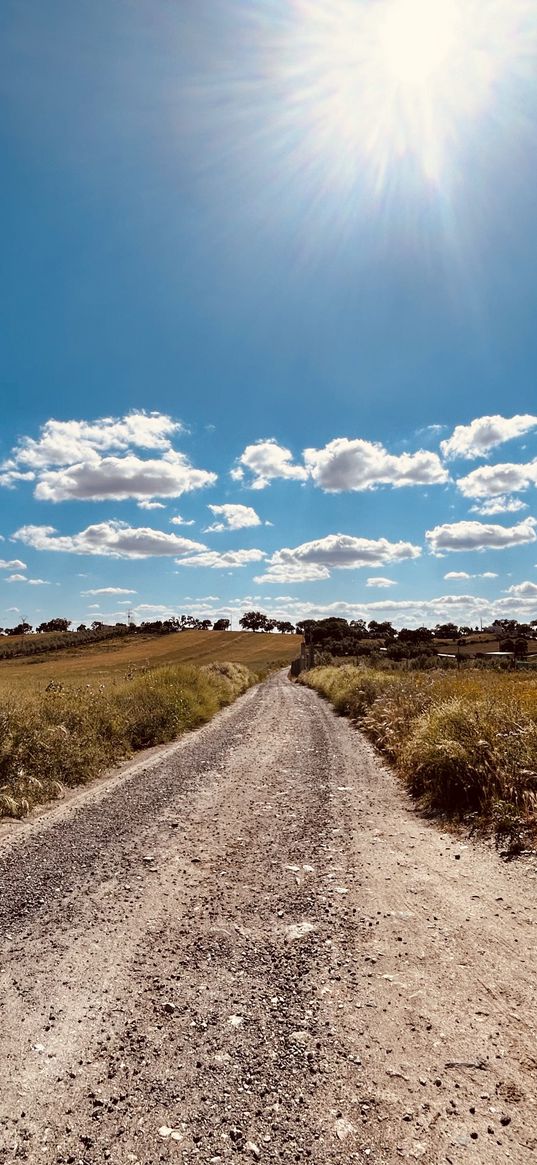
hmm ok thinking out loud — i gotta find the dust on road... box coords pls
[1,671,536,1163]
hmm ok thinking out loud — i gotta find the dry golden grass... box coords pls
[0,660,254,819]
[0,630,301,695]
[299,665,537,843]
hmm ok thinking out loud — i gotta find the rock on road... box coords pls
[1,671,537,1164]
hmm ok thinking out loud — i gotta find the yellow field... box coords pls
[0,630,302,693]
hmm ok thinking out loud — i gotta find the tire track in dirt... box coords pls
[1,672,537,1163]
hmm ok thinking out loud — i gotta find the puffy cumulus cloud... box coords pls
[444,570,499,580]
[0,412,217,504]
[303,438,448,492]
[457,460,537,499]
[137,500,166,510]
[470,497,529,516]
[503,581,537,598]
[5,573,49,585]
[34,451,216,503]
[0,559,26,571]
[231,440,308,490]
[5,411,182,471]
[205,504,262,532]
[14,521,207,559]
[441,414,537,460]
[254,563,330,584]
[170,515,195,526]
[256,533,421,583]
[366,577,397,588]
[81,587,137,596]
[175,549,266,570]
[0,470,35,489]
[426,516,537,555]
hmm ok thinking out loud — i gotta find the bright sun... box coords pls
[270,0,532,191]
[377,0,459,87]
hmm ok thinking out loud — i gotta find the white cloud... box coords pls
[256,532,421,583]
[137,500,166,510]
[155,590,537,631]
[427,516,537,555]
[444,570,499,580]
[170,515,195,526]
[81,587,137,596]
[205,504,262,532]
[503,581,537,598]
[366,577,397,588]
[441,414,537,460]
[175,549,266,570]
[457,460,537,499]
[0,470,35,489]
[1,412,217,504]
[469,496,529,516]
[34,451,216,503]
[0,559,27,570]
[231,440,308,490]
[5,573,49,585]
[14,521,207,559]
[254,562,330,584]
[303,438,448,492]
[4,411,182,470]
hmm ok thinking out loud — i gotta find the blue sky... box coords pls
[2,0,537,630]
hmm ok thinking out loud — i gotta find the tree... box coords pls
[8,622,32,636]
[213,618,231,631]
[91,620,104,631]
[434,623,459,640]
[275,620,295,634]
[37,618,71,633]
[367,620,396,641]
[514,636,528,661]
[398,626,434,644]
[77,623,87,632]
[239,610,272,632]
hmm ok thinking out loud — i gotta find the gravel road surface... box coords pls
[1,671,537,1164]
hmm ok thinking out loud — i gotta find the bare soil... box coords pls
[1,671,537,1164]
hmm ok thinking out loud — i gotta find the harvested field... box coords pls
[0,630,301,694]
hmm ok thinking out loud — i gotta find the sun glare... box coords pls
[266,0,535,195]
[378,0,459,87]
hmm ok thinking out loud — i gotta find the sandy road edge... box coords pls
[0,675,264,848]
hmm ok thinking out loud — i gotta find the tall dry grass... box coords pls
[0,661,253,818]
[299,665,537,840]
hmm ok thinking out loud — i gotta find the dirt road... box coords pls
[1,672,537,1164]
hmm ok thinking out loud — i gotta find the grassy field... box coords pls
[299,664,537,847]
[0,660,257,818]
[0,630,302,694]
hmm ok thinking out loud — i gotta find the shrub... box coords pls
[299,665,537,829]
[0,662,254,818]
